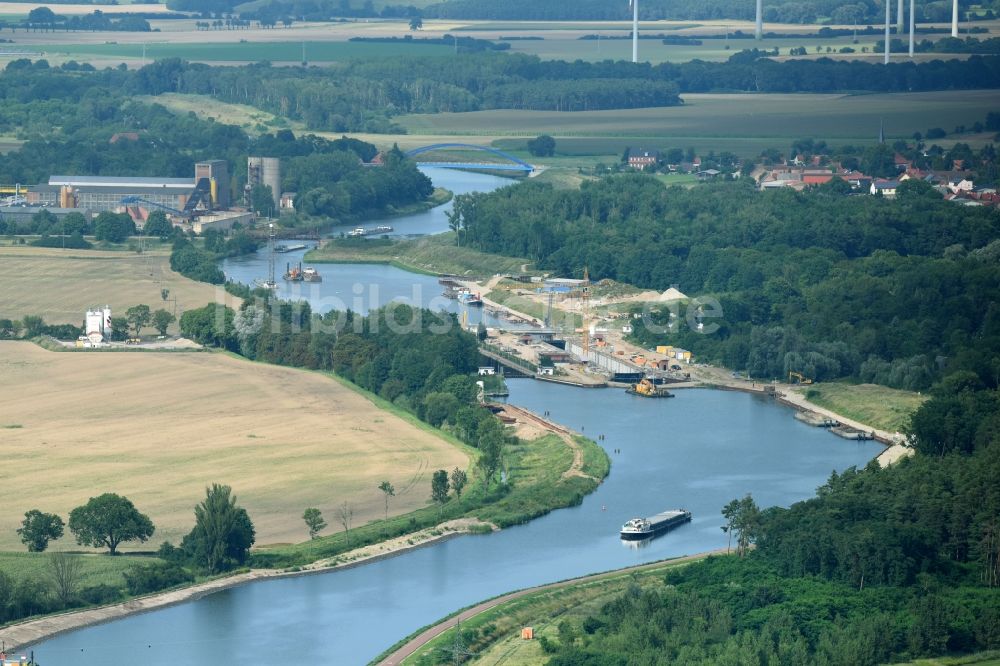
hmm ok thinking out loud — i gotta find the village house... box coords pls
[628,149,659,170]
[871,179,900,197]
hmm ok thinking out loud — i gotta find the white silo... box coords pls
[86,308,105,344]
[103,306,112,337]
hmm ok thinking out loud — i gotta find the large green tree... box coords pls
[125,304,151,337]
[182,484,255,573]
[17,510,64,552]
[68,493,155,555]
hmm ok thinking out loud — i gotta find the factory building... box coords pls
[25,160,232,215]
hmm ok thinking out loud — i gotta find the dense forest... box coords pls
[448,175,1000,391]
[538,376,1000,665]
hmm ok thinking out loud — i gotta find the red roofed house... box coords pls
[628,149,659,170]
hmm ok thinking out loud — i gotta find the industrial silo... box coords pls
[86,308,104,343]
[247,157,281,212]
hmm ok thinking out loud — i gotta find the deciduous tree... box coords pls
[302,508,326,539]
[17,510,64,552]
[450,467,468,499]
[431,470,450,504]
[68,493,155,555]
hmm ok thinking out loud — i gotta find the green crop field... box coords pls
[0,551,156,590]
[34,40,451,63]
[400,90,1000,158]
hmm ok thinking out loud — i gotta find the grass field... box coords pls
[0,342,469,551]
[0,551,156,590]
[796,382,928,432]
[0,245,238,335]
[305,233,530,277]
[139,93,299,135]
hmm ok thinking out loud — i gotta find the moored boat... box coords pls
[302,266,322,282]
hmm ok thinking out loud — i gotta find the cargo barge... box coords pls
[620,509,691,540]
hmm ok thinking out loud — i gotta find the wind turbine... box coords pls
[951,0,959,37]
[884,0,891,64]
[755,0,763,39]
[630,0,639,63]
[909,0,915,57]
[897,0,904,31]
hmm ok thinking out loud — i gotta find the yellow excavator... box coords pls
[788,371,813,385]
[626,378,674,398]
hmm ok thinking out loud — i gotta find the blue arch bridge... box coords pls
[403,143,535,173]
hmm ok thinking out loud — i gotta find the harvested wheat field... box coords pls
[0,342,468,551]
[0,246,239,335]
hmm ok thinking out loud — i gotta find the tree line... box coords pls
[1,484,254,626]
[448,174,1000,391]
[422,0,984,24]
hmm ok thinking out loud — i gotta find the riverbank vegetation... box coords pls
[305,232,529,277]
[448,175,1000,391]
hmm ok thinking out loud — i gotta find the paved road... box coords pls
[377,548,729,665]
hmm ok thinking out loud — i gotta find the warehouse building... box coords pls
[25,161,231,215]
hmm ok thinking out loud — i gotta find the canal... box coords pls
[26,169,886,665]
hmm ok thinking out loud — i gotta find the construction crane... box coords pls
[788,371,813,385]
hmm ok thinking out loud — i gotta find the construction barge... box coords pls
[625,378,674,398]
[621,509,692,540]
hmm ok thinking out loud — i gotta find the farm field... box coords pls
[0,342,469,551]
[0,245,238,335]
[30,39,451,64]
[400,90,1000,154]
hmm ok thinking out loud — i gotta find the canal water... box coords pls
[222,167,523,329]
[26,169,885,665]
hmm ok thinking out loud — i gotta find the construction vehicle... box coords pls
[626,377,674,398]
[788,371,813,385]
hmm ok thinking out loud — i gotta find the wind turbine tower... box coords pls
[884,0,891,64]
[897,0,904,31]
[909,0,915,57]
[951,0,959,36]
[755,0,763,39]
[631,0,639,63]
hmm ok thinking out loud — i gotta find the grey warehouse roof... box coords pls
[50,176,196,189]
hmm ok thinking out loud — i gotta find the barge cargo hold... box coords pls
[620,509,691,540]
